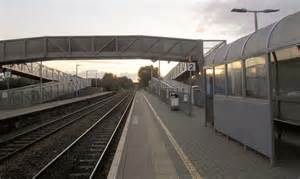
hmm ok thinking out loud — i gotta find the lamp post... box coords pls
[75,64,80,77]
[158,60,161,78]
[75,64,80,97]
[95,71,98,88]
[86,70,89,88]
[150,66,153,80]
[39,61,43,103]
[231,8,279,31]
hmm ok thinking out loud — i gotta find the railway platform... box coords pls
[0,91,113,137]
[108,90,300,179]
[0,91,112,121]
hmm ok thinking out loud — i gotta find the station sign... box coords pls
[187,62,196,71]
[4,71,11,78]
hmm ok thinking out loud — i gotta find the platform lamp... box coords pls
[95,71,98,88]
[75,64,80,97]
[231,8,279,31]
[75,64,80,77]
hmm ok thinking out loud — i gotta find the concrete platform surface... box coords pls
[0,91,112,121]
[109,90,300,179]
[110,91,195,179]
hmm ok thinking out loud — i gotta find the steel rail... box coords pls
[32,93,132,179]
[89,93,134,178]
[0,93,113,143]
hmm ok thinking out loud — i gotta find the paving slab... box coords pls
[114,91,185,179]
[109,90,300,179]
[143,90,300,179]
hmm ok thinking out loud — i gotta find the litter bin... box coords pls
[170,92,179,111]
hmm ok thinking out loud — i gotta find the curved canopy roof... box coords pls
[0,35,203,65]
[205,11,300,66]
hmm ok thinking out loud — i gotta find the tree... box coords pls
[100,73,133,91]
[101,73,117,91]
[138,65,159,87]
[117,76,133,89]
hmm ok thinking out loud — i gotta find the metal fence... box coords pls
[148,81,193,115]
[177,90,192,114]
[0,62,92,109]
[0,80,91,109]
[192,87,205,107]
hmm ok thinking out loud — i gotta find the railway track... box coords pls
[0,92,114,136]
[0,93,125,163]
[33,92,134,179]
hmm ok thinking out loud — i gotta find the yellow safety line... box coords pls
[143,93,202,179]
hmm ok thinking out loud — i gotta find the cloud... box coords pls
[2,0,299,80]
[192,0,300,42]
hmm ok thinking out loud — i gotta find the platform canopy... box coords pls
[0,35,203,65]
[205,11,300,66]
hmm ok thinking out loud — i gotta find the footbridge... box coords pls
[0,35,205,109]
[0,36,203,64]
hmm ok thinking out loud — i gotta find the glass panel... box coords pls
[245,56,267,99]
[276,46,300,61]
[273,48,300,122]
[227,61,242,96]
[277,59,300,97]
[273,46,300,97]
[214,64,225,95]
[206,68,214,97]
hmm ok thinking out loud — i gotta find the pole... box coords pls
[158,60,161,78]
[6,69,10,90]
[254,12,258,32]
[76,65,78,77]
[189,57,193,116]
[39,60,43,103]
[150,66,153,80]
[5,68,11,104]
[75,64,79,97]
[86,71,89,88]
[99,73,101,92]
[95,72,98,88]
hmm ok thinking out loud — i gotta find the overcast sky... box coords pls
[1,0,299,81]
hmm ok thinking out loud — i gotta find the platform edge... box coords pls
[107,94,136,179]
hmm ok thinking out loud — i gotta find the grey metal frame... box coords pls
[0,36,203,65]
